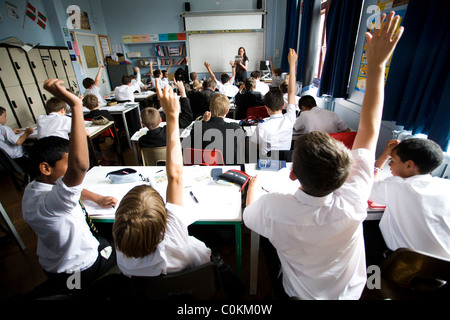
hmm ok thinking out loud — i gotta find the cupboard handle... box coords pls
[43,94,47,100]
[53,60,57,67]
[12,101,18,109]
[31,61,37,69]
[28,97,33,104]
[14,62,21,70]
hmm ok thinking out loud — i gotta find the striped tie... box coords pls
[79,200,98,235]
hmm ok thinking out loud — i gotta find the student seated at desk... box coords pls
[249,57,297,159]
[82,65,107,105]
[293,95,350,134]
[138,107,166,148]
[0,106,34,171]
[244,13,404,300]
[37,97,72,139]
[23,79,118,295]
[364,138,450,266]
[83,94,114,121]
[251,71,270,96]
[234,77,265,120]
[114,67,141,102]
[188,78,218,120]
[113,81,243,299]
[183,93,245,165]
[270,55,283,88]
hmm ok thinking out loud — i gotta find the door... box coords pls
[75,32,111,96]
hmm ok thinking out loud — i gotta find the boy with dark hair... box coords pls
[244,12,404,299]
[23,79,118,294]
[251,70,270,96]
[82,65,107,105]
[249,58,297,158]
[294,94,350,134]
[138,107,166,148]
[204,61,239,99]
[365,138,450,264]
[114,67,141,102]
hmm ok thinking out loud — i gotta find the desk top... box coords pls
[82,165,242,222]
[83,102,139,114]
[24,121,113,140]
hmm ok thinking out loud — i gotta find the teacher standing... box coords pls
[234,47,249,84]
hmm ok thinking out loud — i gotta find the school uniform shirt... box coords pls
[83,85,107,106]
[215,79,239,98]
[138,126,167,148]
[244,148,374,300]
[370,174,450,260]
[114,73,141,102]
[37,113,71,140]
[294,106,349,134]
[151,77,168,90]
[0,124,26,159]
[250,103,296,156]
[255,80,270,96]
[117,202,211,277]
[130,78,145,93]
[234,90,265,120]
[283,93,300,108]
[22,177,99,273]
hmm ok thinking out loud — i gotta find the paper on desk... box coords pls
[258,167,299,194]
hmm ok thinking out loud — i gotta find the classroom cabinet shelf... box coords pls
[123,40,187,72]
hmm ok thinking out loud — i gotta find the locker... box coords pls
[22,83,46,119]
[49,49,67,79]
[39,49,57,79]
[60,50,75,78]
[8,47,35,85]
[0,47,20,87]
[27,49,49,82]
[3,86,35,128]
[0,89,18,128]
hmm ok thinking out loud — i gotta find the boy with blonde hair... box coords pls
[138,107,166,148]
[244,12,404,299]
[82,94,114,121]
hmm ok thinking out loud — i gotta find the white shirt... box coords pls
[83,85,107,106]
[22,178,99,273]
[37,113,71,140]
[255,80,270,96]
[370,174,450,260]
[0,124,25,159]
[115,73,141,102]
[216,79,239,98]
[294,107,348,134]
[244,148,374,299]
[283,93,300,108]
[151,76,168,90]
[131,78,145,93]
[117,202,211,277]
[250,103,296,156]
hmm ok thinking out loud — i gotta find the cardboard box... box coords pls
[137,59,150,67]
[126,52,141,58]
[122,35,132,43]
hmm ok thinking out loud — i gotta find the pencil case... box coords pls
[218,169,251,191]
[106,168,141,184]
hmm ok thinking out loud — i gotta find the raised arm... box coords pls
[155,79,183,206]
[94,65,104,87]
[270,55,275,75]
[352,12,404,151]
[174,80,193,128]
[204,61,216,81]
[287,49,298,106]
[229,60,236,80]
[43,79,89,187]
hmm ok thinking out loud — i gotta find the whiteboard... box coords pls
[184,14,263,31]
[188,31,264,74]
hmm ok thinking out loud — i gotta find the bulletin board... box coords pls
[187,31,265,74]
[98,35,111,60]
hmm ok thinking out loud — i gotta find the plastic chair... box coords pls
[328,131,357,149]
[183,148,224,166]
[130,262,225,300]
[0,147,30,190]
[378,248,450,300]
[246,106,269,119]
[140,146,166,166]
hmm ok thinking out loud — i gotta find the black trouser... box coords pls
[260,236,289,300]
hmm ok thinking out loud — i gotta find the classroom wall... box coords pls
[0,0,56,45]
[101,0,286,78]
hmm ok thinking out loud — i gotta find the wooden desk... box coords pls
[82,165,243,278]
[86,121,124,165]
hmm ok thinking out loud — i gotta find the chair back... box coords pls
[183,148,224,166]
[329,131,357,149]
[246,106,269,119]
[379,248,450,299]
[130,262,224,300]
[140,146,167,166]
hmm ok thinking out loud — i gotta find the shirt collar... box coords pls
[294,188,333,207]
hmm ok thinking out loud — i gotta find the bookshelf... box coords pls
[123,40,187,73]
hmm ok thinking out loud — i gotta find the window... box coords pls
[314,0,330,81]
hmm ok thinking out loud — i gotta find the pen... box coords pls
[261,187,270,193]
[189,191,199,203]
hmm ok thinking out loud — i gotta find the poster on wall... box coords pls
[355,6,406,92]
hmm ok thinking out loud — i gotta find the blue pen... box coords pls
[189,191,199,203]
